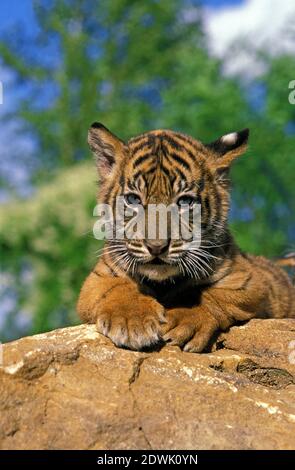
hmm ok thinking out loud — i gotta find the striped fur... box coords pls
[77,124,295,352]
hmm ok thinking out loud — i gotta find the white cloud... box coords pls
[204,0,295,77]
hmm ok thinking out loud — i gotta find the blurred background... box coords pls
[0,0,294,342]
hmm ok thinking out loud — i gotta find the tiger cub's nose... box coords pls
[145,239,170,256]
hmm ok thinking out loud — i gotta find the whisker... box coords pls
[189,248,221,261]
[188,252,213,273]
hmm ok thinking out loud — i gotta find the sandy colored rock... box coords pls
[0,319,295,450]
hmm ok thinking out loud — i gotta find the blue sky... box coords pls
[201,0,243,6]
[0,0,35,28]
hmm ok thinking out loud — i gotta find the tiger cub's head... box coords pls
[89,123,249,282]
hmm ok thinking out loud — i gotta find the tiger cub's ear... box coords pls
[207,128,249,169]
[88,122,125,179]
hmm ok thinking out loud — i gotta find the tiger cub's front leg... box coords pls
[162,306,219,353]
[162,293,255,353]
[162,255,295,352]
[77,266,165,350]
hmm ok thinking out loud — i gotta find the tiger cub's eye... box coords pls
[177,195,196,207]
[124,193,142,205]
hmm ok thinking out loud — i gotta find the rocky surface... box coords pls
[0,319,295,450]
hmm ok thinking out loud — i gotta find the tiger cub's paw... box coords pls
[95,293,166,351]
[162,307,219,353]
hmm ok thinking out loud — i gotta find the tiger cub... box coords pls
[77,123,295,352]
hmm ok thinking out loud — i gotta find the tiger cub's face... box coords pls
[89,123,249,282]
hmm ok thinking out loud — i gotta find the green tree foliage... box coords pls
[0,0,294,340]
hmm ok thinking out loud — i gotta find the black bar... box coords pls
[0,450,294,467]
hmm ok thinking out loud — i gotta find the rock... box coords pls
[0,319,295,450]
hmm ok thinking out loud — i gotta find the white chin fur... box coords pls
[221,132,237,145]
[137,264,179,281]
